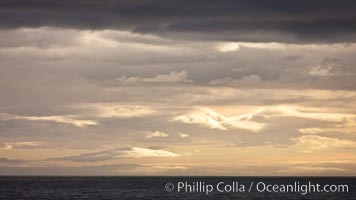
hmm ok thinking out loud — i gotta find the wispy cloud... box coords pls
[0,113,96,127]
[291,135,356,150]
[116,71,192,84]
[174,108,265,132]
[146,131,169,138]
[258,106,355,123]
[0,157,27,164]
[82,104,156,118]
[48,147,180,162]
[210,75,262,86]
[1,141,42,150]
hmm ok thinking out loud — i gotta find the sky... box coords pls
[0,0,356,176]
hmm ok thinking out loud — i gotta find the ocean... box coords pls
[0,176,355,199]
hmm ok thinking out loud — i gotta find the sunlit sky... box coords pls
[1,0,356,176]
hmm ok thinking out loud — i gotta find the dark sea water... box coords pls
[0,176,355,200]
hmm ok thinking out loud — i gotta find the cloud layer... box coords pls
[1,0,356,43]
[1,3,356,175]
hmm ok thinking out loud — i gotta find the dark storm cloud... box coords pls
[1,0,356,43]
